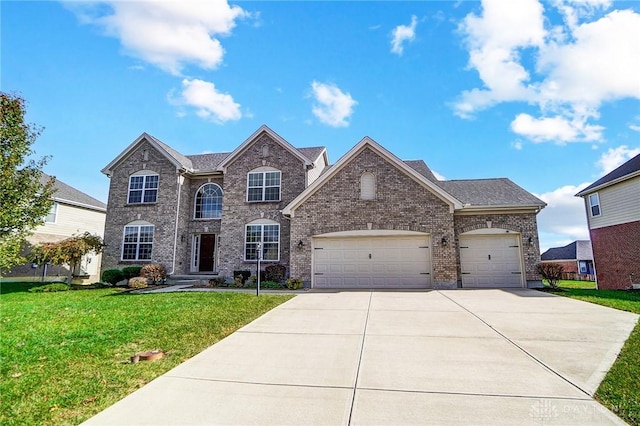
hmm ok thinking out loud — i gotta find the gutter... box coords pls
[168,172,184,275]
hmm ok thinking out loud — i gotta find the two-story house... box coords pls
[101,125,546,289]
[2,174,107,283]
[576,153,640,289]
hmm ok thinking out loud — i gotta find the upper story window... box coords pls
[589,193,601,217]
[44,202,58,223]
[247,170,281,202]
[360,172,376,200]
[195,183,223,219]
[244,221,280,261]
[128,172,159,204]
[122,222,154,261]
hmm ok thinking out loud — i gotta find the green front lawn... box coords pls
[555,285,640,425]
[0,283,293,425]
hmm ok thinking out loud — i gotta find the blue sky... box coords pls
[2,0,639,252]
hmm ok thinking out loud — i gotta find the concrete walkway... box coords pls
[84,289,638,425]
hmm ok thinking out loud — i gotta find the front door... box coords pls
[199,234,216,272]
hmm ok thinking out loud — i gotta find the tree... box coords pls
[31,232,105,284]
[0,92,55,275]
[537,262,564,289]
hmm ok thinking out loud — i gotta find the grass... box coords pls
[0,282,293,425]
[549,281,640,425]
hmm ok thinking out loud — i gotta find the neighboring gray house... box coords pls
[540,240,595,280]
[101,125,546,289]
[2,174,107,283]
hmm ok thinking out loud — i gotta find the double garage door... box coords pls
[459,234,524,288]
[313,235,431,289]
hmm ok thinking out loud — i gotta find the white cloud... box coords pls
[67,0,247,75]
[310,81,357,127]
[456,0,640,144]
[534,183,590,252]
[171,78,242,123]
[596,145,640,174]
[432,170,446,180]
[391,15,418,55]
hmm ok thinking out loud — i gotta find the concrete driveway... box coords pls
[84,289,638,425]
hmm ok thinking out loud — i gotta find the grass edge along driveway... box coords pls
[0,283,293,426]
[549,281,640,426]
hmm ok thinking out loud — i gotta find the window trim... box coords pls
[121,223,155,261]
[588,193,601,217]
[193,183,223,220]
[360,172,376,200]
[45,202,58,224]
[246,170,281,202]
[127,173,159,204]
[244,223,280,262]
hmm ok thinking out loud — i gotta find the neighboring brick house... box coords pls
[101,125,546,289]
[576,153,640,290]
[540,240,595,281]
[2,174,107,283]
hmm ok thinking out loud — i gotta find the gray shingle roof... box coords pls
[145,133,194,171]
[404,160,438,182]
[541,240,593,261]
[436,178,546,207]
[186,153,231,172]
[297,147,326,162]
[42,174,107,211]
[577,152,640,195]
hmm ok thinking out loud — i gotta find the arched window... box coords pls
[360,172,376,200]
[195,183,223,219]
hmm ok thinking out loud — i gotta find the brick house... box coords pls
[576,153,640,290]
[540,240,595,281]
[101,125,546,289]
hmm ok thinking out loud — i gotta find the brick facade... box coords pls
[590,221,640,289]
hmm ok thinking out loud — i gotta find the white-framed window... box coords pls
[247,170,281,202]
[194,183,223,219]
[128,173,159,204]
[360,172,376,200]
[122,223,154,260]
[244,222,280,261]
[45,202,58,223]
[589,193,601,217]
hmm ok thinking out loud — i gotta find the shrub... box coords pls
[128,276,149,289]
[285,277,304,290]
[208,277,227,287]
[101,269,124,285]
[232,275,245,288]
[121,266,142,280]
[233,270,251,284]
[537,262,564,289]
[261,280,284,289]
[265,264,286,283]
[28,283,70,293]
[140,263,167,284]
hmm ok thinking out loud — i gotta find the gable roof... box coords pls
[102,132,194,176]
[42,174,107,212]
[404,160,438,182]
[576,152,640,196]
[541,240,593,261]
[283,136,463,217]
[437,179,546,209]
[216,125,313,172]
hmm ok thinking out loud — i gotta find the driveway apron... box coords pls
[84,289,638,425]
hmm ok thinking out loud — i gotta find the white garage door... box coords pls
[459,234,523,288]
[313,236,432,288]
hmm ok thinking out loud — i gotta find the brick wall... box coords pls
[453,213,543,285]
[102,141,180,273]
[289,146,457,288]
[590,220,640,289]
[217,133,307,279]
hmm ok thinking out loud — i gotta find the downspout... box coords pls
[169,172,184,276]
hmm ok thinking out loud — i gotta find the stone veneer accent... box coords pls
[289,146,458,288]
[590,221,640,289]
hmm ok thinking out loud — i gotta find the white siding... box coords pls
[307,155,328,186]
[588,176,640,229]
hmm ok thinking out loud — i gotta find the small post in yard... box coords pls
[256,242,262,296]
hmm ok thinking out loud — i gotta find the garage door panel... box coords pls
[460,235,523,288]
[313,236,431,288]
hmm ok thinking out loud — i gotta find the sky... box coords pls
[2,0,639,253]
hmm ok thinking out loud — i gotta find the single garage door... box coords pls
[313,235,432,288]
[459,234,523,288]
